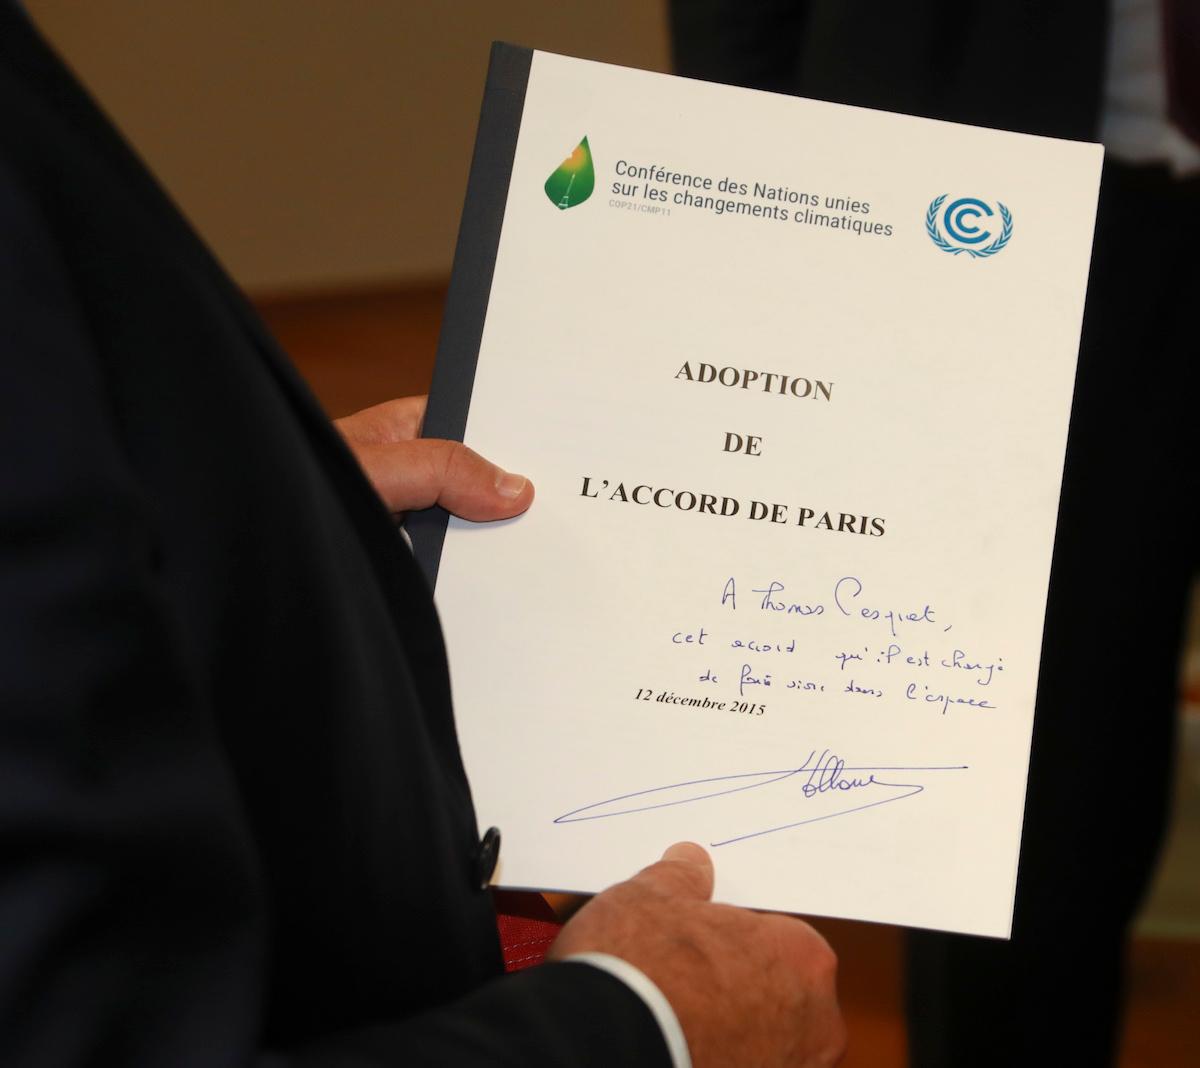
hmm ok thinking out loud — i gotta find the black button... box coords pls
[474,826,501,889]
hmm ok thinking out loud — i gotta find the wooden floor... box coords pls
[257,283,1199,1068]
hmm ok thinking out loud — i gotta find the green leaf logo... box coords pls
[544,136,595,210]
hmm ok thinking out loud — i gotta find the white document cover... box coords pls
[415,46,1103,938]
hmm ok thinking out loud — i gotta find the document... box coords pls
[408,44,1103,937]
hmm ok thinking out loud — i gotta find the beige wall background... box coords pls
[26,1,670,293]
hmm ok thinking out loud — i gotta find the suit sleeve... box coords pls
[669,0,812,92]
[0,160,669,1067]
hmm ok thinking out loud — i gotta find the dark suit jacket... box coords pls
[671,0,1110,139]
[0,9,667,1065]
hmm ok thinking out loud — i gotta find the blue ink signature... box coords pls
[553,749,967,847]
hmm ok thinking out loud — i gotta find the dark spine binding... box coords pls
[407,42,533,588]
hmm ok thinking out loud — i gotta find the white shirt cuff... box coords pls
[563,951,692,1068]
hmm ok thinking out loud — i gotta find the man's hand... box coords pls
[548,842,845,1068]
[335,396,534,519]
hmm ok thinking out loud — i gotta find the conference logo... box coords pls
[925,195,1013,258]
[544,136,595,210]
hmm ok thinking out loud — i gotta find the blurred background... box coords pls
[25,1,671,292]
[23,3,1198,1065]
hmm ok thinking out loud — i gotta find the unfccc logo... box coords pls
[925,195,1013,258]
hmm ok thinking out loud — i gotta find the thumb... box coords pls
[352,438,534,519]
[632,841,715,902]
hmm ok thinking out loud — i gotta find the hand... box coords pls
[335,396,534,520]
[547,842,845,1068]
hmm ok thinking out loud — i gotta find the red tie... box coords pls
[493,890,562,972]
[1163,0,1200,144]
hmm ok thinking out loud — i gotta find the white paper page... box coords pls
[433,50,1102,938]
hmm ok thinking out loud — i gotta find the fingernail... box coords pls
[663,841,708,863]
[495,471,527,500]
